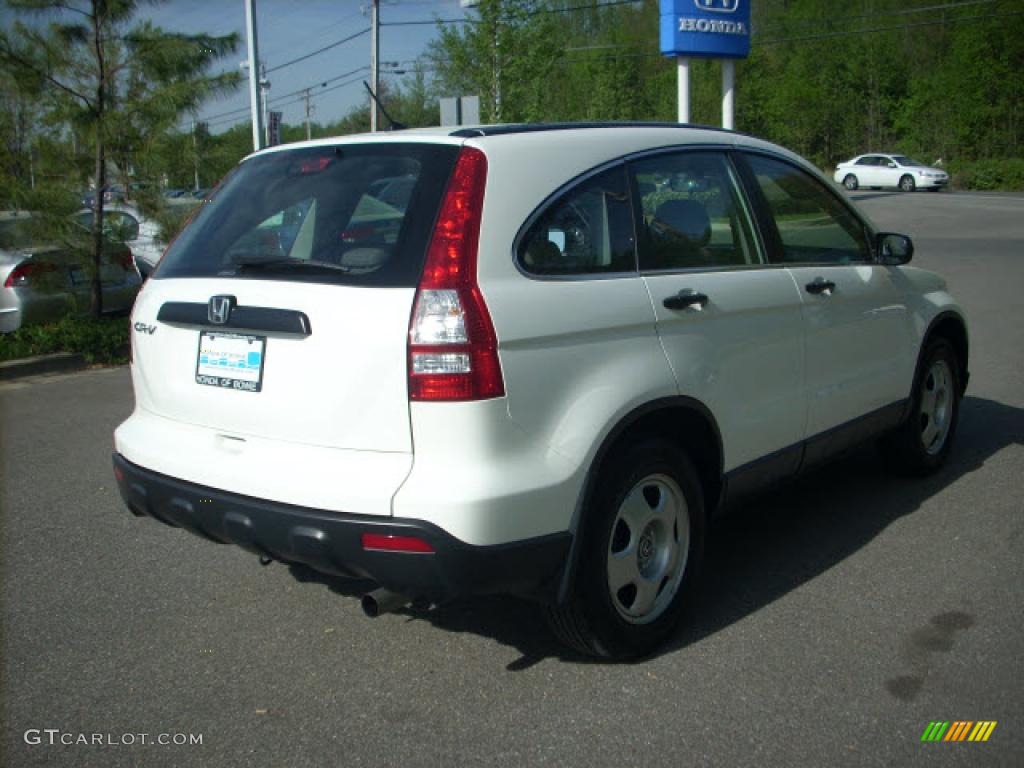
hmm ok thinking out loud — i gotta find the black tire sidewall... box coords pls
[575,439,706,658]
[844,174,858,190]
[900,174,916,192]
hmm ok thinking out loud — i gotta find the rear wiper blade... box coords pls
[231,256,352,273]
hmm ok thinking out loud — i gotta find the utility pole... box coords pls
[192,119,200,190]
[260,62,271,147]
[244,0,264,151]
[303,88,313,140]
[370,0,379,132]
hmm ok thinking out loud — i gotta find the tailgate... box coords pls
[131,277,416,453]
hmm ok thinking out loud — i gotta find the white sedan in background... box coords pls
[73,203,165,278]
[834,153,949,192]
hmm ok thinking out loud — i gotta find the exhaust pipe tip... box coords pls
[361,588,410,618]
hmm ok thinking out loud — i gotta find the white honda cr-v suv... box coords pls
[114,124,968,658]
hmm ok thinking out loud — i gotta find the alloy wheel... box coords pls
[607,474,689,625]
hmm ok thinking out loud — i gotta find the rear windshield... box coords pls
[156,143,459,287]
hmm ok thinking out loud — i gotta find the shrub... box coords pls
[950,159,1024,191]
[0,315,130,364]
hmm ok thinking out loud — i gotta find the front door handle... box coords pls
[663,291,709,310]
[805,278,836,295]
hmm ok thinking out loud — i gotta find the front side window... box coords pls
[632,151,761,271]
[745,154,871,265]
[517,166,636,276]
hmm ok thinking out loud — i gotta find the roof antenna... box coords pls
[362,82,406,131]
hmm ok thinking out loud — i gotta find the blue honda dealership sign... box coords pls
[660,0,751,59]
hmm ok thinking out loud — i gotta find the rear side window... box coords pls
[631,151,761,271]
[517,166,636,276]
[156,144,459,287]
[745,154,871,265]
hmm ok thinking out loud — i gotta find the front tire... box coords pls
[546,439,705,659]
[881,339,961,474]
[899,174,916,192]
[843,174,859,191]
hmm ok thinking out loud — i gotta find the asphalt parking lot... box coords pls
[1,190,1022,767]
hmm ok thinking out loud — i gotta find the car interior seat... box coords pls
[649,199,712,269]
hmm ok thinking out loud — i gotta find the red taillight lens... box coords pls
[408,147,504,401]
[360,533,435,553]
[4,263,31,288]
[4,262,54,288]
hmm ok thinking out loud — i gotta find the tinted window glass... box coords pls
[633,152,760,271]
[892,155,924,167]
[855,156,876,166]
[517,166,635,276]
[157,144,458,287]
[746,154,870,265]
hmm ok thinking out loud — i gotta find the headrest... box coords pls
[653,199,711,246]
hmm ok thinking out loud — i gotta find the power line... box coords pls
[204,73,371,130]
[756,9,1024,47]
[757,0,1002,35]
[382,0,642,25]
[423,7,1024,68]
[193,65,371,127]
[380,18,470,26]
[266,27,371,74]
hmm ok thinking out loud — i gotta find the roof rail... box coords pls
[449,121,736,138]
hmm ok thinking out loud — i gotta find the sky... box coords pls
[6,0,470,133]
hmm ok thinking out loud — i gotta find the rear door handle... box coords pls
[663,291,709,310]
[805,278,836,295]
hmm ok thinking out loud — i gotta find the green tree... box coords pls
[0,0,239,315]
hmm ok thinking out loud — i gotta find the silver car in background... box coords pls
[1,211,141,333]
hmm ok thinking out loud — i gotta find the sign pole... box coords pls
[677,56,691,124]
[244,0,264,151]
[660,0,750,130]
[722,59,735,130]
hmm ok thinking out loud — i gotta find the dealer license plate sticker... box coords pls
[195,332,266,392]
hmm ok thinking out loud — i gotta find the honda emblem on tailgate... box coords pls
[208,295,236,325]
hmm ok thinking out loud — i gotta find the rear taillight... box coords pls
[408,147,504,402]
[4,262,53,288]
[4,263,32,288]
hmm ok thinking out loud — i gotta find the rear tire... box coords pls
[899,174,916,192]
[546,439,705,659]
[880,339,961,475]
[843,174,859,191]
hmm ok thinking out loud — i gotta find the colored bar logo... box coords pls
[921,721,997,742]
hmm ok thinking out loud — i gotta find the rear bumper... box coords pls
[113,453,571,603]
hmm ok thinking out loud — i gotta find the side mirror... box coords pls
[877,232,913,265]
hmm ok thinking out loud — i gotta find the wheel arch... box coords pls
[554,397,724,604]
